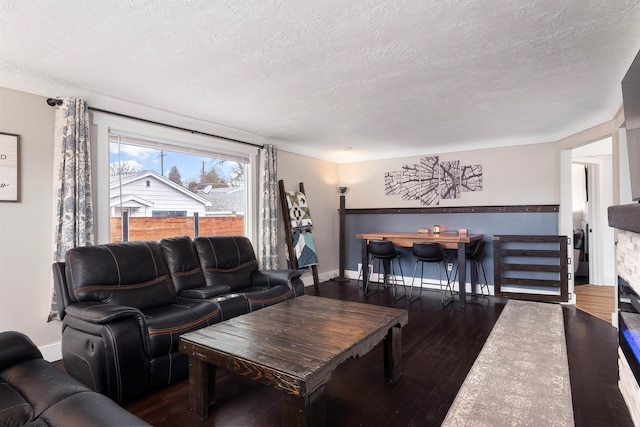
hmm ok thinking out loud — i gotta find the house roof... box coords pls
[2,2,640,162]
[198,187,245,214]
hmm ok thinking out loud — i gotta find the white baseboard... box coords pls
[343,268,496,295]
[40,341,62,362]
[301,268,338,287]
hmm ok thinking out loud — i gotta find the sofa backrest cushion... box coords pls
[194,236,258,291]
[65,241,177,310]
[159,235,206,294]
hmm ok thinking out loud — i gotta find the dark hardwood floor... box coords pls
[119,280,633,426]
[563,305,632,427]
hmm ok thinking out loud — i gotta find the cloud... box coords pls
[109,143,156,161]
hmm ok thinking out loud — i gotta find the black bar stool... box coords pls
[453,239,490,299]
[367,240,406,300]
[410,242,453,305]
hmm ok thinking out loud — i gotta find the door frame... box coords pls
[561,138,615,301]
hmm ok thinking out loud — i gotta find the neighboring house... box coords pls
[110,170,211,217]
[198,186,245,216]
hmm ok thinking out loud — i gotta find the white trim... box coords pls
[109,129,251,164]
[560,148,576,300]
[110,194,154,208]
[99,115,258,160]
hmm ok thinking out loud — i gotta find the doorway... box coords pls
[569,137,616,324]
[570,137,615,287]
[571,162,590,285]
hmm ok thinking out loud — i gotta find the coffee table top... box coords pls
[180,295,408,396]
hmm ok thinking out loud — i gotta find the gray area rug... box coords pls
[442,299,574,427]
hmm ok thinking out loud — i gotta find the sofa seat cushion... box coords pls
[35,388,150,427]
[143,300,222,357]
[2,359,91,421]
[0,365,150,427]
[180,285,231,299]
[0,380,31,425]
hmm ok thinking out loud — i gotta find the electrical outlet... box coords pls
[447,263,453,271]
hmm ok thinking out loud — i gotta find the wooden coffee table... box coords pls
[180,295,408,426]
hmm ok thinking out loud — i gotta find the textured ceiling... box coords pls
[1,1,640,162]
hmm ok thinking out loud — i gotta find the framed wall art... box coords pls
[0,133,18,202]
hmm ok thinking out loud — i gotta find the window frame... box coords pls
[92,111,259,244]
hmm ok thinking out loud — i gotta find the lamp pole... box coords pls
[336,187,349,282]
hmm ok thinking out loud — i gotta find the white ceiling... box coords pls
[1,1,640,163]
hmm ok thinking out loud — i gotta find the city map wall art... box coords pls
[385,156,482,206]
[0,133,18,202]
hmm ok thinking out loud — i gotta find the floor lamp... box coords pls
[336,186,350,282]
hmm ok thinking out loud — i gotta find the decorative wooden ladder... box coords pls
[278,180,320,292]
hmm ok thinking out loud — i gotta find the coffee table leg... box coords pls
[188,356,216,420]
[282,385,326,427]
[384,324,403,383]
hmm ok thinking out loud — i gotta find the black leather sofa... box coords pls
[0,331,149,426]
[52,235,305,403]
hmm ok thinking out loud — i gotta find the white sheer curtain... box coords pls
[258,144,279,269]
[48,98,94,321]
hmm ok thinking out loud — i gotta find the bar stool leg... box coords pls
[409,261,428,303]
[363,258,382,296]
[390,259,406,301]
[398,260,407,300]
[476,259,490,298]
[357,258,373,291]
[439,262,453,307]
[445,265,454,299]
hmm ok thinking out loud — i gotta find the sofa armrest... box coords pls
[252,269,303,289]
[64,301,144,325]
[180,285,232,299]
[52,261,72,320]
[61,303,151,402]
[0,331,42,371]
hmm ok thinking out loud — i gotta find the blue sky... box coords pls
[110,142,236,185]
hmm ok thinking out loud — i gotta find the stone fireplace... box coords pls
[609,203,640,425]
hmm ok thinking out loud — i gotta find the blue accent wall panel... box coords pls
[346,212,559,284]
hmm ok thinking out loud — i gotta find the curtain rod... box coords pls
[46,98,264,149]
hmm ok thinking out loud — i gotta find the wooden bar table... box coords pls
[356,231,483,307]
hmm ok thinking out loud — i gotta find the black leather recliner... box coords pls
[161,235,305,313]
[195,235,305,311]
[53,240,222,403]
[0,331,149,426]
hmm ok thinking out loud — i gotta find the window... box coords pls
[93,112,258,244]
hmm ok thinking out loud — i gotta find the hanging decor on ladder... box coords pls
[278,180,320,292]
